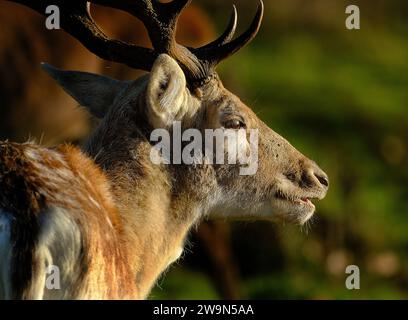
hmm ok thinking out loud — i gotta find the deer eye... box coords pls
[223,119,246,130]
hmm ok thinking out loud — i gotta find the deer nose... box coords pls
[301,162,329,189]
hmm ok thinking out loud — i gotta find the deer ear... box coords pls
[146,54,188,128]
[41,63,128,118]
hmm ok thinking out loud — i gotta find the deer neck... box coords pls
[84,123,204,298]
[110,163,198,298]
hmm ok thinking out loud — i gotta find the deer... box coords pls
[0,0,329,300]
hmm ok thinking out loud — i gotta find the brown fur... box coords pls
[0,142,138,298]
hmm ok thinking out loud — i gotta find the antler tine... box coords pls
[199,5,238,50]
[194,0,264,68]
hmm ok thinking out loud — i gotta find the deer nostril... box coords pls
[285,172,297,182]
[315,174,329,187]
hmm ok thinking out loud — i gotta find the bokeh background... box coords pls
[1,0,407,299]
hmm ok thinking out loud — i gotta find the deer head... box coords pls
[11,0,328,225]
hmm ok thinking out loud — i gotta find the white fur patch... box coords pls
[0,211,12,300]
[35,207,82,299]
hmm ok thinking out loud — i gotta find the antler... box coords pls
[8,0,264,87]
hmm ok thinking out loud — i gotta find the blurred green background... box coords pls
[152,0,408,299]
[1,0,407,299]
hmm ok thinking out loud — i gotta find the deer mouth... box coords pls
[275,191,316,207]
[274,191,318,224]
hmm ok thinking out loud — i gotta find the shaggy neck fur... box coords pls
[83,81,212,298]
